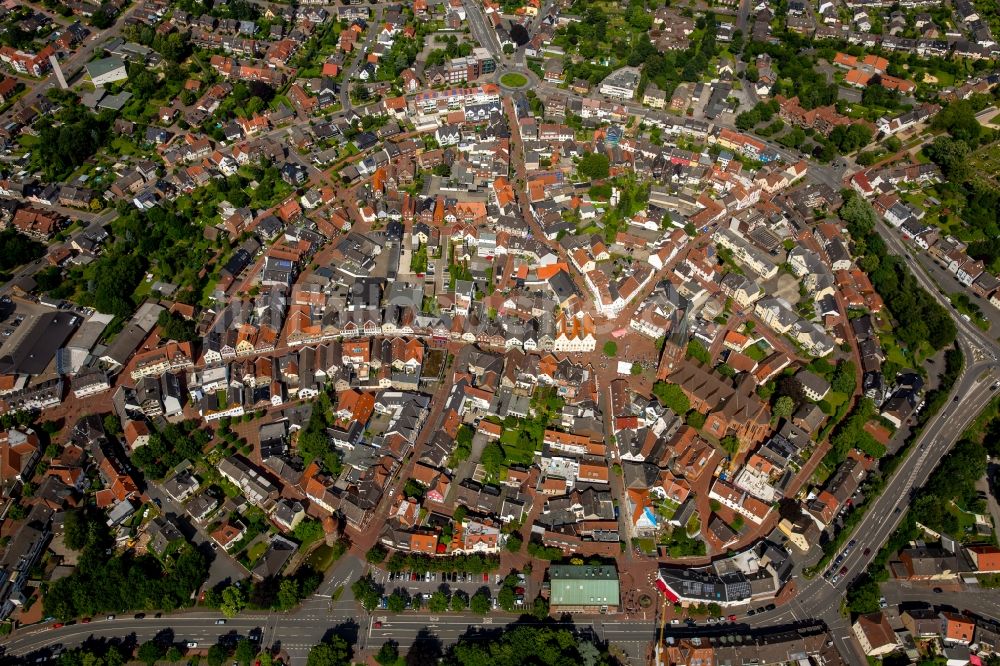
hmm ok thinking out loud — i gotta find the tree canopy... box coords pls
[307,636,351,666]
[577,153,610,180]
[652,382,691,415]
[447,625,611,666]
[44,534,209,619]
[0,228,45,274]
[841,193,955,351]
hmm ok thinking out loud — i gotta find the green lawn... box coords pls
[744,343,768,362]
[306,543,341,572]
[246,540,268,563]
[498,430,537,466]
[656,498,679,521]
[500,72,528,87]
[825,391,849,409]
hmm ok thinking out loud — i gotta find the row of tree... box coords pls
[840,194,956,351]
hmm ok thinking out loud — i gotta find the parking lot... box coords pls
[373,570,532,610]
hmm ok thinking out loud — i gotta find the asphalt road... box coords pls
[736,221,1000,665]
[881,580,1000,620]
[1,551,655,666]
[1,555,367,665]
[464,0,505,63]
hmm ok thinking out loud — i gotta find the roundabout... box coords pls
[499,71,530,89]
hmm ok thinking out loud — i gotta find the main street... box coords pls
[3,8,1000,666]
[738,215,1000,664]
[0,551,657,665]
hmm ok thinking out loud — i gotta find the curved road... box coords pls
[740,218,1000,663]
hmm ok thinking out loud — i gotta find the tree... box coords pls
[447,625,606,666]
[157,310,197,342]
[451,592,468,611]
[481,442,505,479]
[234,639,255,666]
[531,595,549,620]
[428,591,449,612]
[366,544,389,564]
[602,341,618,357]
[831,361,856,395]
[207,645,227,666]
[839,195,878,238]
[63,508,99,551]
[508,22,530,45]
[137,641,164,665]
[292,519,324,547]
[846,576,881,614]
[307,636,351,666]
[652,382,690,414]
[387,592,407,613]
[470,591,491,614]
[630,362,642,376]
[498,585,516,611]
[720,435,740,457]
[376,641,400,666]
[0,228,45,272]
[577,153,610,180]
[505,533,523,553]
[278,578,301,611]
[351,575,381,611]
[686,339,711,364]
[772,395,795,422]
[923,135,971,180]
[686,411,706,429]
[221,584,247,617]
[165,646,183,662]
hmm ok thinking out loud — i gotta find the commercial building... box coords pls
[86,56,128,86]
[548,564,620,614]
[599,67,641,101]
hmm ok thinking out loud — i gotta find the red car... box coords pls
[52,623,63,629]
[374,621,382,629]
[728,615,737,621]
[81,618,91,624]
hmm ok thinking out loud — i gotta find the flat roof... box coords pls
[0,311,81,375]
[549,565,620,607]
[86,55,126,79]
